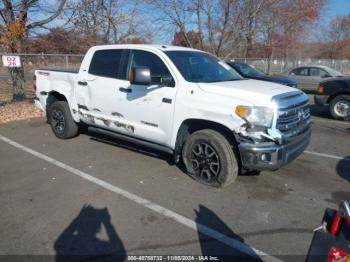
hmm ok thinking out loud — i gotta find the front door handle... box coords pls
[78,81,88,86]
[119,87,132,93]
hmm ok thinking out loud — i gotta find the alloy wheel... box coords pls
[51,109,65,134]
[190,142,220,184]
[334,100,350,118]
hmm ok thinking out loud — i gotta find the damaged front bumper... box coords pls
[238,128,311,171]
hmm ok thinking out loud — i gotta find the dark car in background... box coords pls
[226,61,298,88]
[315,76,350,120]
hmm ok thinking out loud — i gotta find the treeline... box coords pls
[21,28,148,54]
[2,0,350,59]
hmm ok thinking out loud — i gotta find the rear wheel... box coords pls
[48,101,79,139]
[182,129,238,187]
[330,95,350,120]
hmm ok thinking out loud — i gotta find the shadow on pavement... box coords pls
[195,204,262,262]
[310,103,350,124]
[85,129,260,177]
[86,129,175,166]
[54,205,126,262]
[310,104,332,119]
[336,157,350,183]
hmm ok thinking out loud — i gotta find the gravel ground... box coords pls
[0,100,45,124]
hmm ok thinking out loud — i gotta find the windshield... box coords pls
[234,63,264,77]
[324,66,343,77]
[164,51,242,83]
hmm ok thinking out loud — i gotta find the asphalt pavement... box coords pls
[0,110,349,262]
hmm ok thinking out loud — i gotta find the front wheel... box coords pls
[48,101,79,139]
[182,129,238,187]
[330,95,350,120]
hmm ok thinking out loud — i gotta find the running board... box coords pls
[88,126,174,155]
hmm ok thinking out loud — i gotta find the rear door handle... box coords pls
[119,87,132,93]
[78,81,88,86]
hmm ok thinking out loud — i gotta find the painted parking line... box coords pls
[304,150,350,162]
[0,134,282,262]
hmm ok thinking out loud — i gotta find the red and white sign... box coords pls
[2,56,21,67]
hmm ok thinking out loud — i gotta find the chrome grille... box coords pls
[271,91,311,142]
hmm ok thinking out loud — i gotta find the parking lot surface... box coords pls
[0,108,349,261]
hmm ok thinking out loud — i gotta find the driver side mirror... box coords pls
[322,74,331,78]
[130,66,151,85]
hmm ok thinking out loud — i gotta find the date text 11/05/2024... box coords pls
[127,255,220,261]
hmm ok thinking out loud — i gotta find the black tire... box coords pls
[48,101,79,139]
[182,129,238,187]
[330,95,350,120]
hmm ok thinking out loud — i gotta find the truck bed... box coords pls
[35,68,78,112]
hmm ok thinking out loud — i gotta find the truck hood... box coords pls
[198,79,300,106]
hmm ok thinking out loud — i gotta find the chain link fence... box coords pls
[0,54,84,103]
[231,58,350,74]
[1,53,350,103]
[0,53,84,76]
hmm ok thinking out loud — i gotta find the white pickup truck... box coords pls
[34,44,311,187]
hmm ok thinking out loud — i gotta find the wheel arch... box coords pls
[174,118,238,158]
[46,91,68,111]
[46,91,80,123]
[327,92,350,104]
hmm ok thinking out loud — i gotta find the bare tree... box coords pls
[150,0,265,58]
[257,0,325,72]
[144,0,193,47]
[0,0,67,100]
[243,0,265,58]
[206,0,234,56]
[69,0,145,44]
[194,0,204,49]
[323,15,350,58]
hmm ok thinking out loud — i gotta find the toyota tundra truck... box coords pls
[34,44,311,187]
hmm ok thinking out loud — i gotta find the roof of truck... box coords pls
[90,44,202,53]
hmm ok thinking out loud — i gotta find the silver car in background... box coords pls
[287,65,343,93]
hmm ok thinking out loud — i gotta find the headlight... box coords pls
[235,105,274,127]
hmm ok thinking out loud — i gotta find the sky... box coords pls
[302,0,350,42]
[322,0,350,23]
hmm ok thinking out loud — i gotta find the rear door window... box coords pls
[89,49,125,79]
[310,68,328,77]
[310,68,320,76]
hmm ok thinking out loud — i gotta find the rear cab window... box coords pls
[88,49,128,80]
